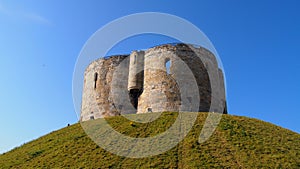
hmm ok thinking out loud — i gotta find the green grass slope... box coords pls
[0,112,299,168]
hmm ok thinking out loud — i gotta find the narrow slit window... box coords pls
[134,55,137,64]
[94,72,98,89]
[165,58,171,74]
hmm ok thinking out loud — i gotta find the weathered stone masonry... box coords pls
[80,44,227,121]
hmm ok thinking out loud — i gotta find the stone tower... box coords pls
[80,43,227,121]
[80,55,129,121]
[128,51,144,110]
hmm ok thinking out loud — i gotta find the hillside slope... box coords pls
[0,112,299,168]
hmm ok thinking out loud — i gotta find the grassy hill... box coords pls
[0,112,299,168]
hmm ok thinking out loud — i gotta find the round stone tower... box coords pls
[137,44,226,114]
[137,45,182,114]
[80,43,227,122]
[80,55,128,121]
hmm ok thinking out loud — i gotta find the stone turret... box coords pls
[128,50,145,91]
[128,51,145,109]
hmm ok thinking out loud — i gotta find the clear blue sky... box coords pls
[1,0,299,154]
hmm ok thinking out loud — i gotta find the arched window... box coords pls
[165,58,171,75]
[94,72,98,89]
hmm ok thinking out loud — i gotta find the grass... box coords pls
[0,112,299,168]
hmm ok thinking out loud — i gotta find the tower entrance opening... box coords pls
[128,89,143,109]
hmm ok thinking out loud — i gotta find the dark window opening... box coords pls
[94,72,98,89]
[165,58,171,75]
[147,108,152,112]
[134,55,137,64]
[90,116,95,120]
[129,89,142,109]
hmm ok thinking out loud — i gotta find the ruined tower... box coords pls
[80,43,227,121]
